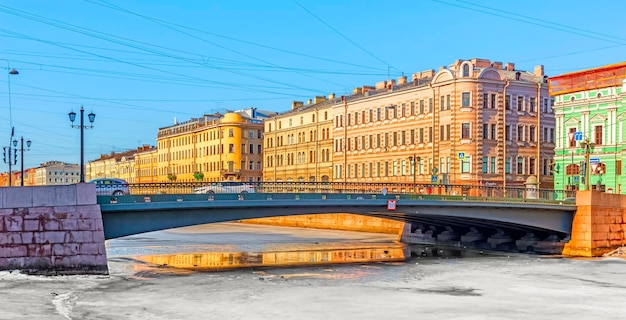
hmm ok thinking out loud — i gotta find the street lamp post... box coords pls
[408,154,418,191]
[2,60,18,186]
[68,106,96,183]
[15,136,31,186]
[579,137,595,191]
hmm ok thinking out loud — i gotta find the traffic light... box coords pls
[2,147,5,163]
[13,149,17,164]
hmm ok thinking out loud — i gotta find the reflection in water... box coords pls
[135,243,408,271]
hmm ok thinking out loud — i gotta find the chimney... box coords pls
[504,62,515,71]
[397,75,407,85]
[534,65,544,77]
[307,99,312,105]
[353,87,363,94]
[491,62,502,70]
[314,96,326,104]
[328,93,336,99]
[291,101,304,110]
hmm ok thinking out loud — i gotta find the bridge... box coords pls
[99,184,577,253]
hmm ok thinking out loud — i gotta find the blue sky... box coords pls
[1,0,625,170]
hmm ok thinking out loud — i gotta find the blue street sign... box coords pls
[574,131,583,141]
[590,158,600,164]
[431,175,438,183]
[457,152,465,160]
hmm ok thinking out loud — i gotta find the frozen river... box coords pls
[1,223,625,320]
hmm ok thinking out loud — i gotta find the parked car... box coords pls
[89,178,130,196]
[193,182,255,194]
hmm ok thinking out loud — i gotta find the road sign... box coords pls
[590,157,600,164]
[431,175,438,183]
[574,131,583,141]
[457,152,465,160]
[387,199,396,211]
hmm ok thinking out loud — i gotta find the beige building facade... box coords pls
[266,58,555,189]
[263,98,334,183]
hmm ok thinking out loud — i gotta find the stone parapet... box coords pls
[0,184,108,274]
[562,191,626,257]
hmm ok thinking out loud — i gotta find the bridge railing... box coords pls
[113,182,574,204]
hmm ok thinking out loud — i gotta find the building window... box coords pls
[229,144,234,153]
[462,92,471,107]
[517,96,524,112]
[491,124,496,140]
[440,96,445,111]
[461,156,471,173]
[482,157,488,173]
[483,125,488,139]
[490,157,496,173]
[594,125,603,145]
[419,100,424,114]
[530,126,536,143]
[506,157,511,174]
[491,94,496,109]
[483,93,489,108]
[530,97,536,113]
[462,123,471,139]
[446,95,451,110]
[229,129,234,137]
[462,64,470,77]
[505,95,511,110]
[517,126,524,141]
[505,125,511,140]
[529,158,536,175]
[517,157,524,174]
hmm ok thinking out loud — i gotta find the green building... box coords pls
[549,62,626,194]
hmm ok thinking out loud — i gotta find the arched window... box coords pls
[462,64,470,77]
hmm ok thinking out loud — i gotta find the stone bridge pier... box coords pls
[0,184,108,275]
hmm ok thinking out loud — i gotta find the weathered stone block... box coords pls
[81,243,102,255]
[28,244,52,257]
[61,219,78,231]
[3,188,33,208]
[24,219,41,231]
[43,220,61,231]
[4,216,23,232]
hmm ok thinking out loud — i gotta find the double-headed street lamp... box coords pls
[579,137,595,191]
[68,107,95,183]
[14,136,31,186]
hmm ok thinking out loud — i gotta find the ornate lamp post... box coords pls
[68,106,95,183]
[579,137,595,191]
[2,61,18,186]
[14,136,31,186]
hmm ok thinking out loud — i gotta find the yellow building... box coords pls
[263,97,334,183]
[156,108,270,182]
[86,149,137,181]
[135,145,158,183]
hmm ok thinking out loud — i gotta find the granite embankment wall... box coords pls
[563,191,626,257]
[0,184,108,275]
[241,213,403,235]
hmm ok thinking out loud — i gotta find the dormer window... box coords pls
[462,64,470,77]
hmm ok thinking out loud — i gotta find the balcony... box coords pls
[221,168,241,177]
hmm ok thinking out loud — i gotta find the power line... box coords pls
[291,0,396,70]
